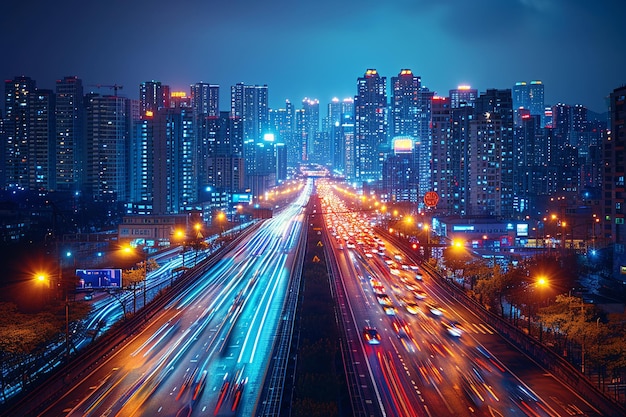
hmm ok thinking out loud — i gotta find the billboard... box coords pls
[76,269,122,289]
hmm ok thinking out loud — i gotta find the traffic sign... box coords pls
[424,191,439,207]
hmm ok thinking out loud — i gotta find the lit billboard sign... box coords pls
[76,269,122,289]
[453,225,475,232]
[516,223,529,237]
[232,194,252,203]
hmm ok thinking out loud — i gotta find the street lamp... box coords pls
[35,272,47,306]
[122,244,148,313]
[35,272,71,360]
[174,228,187,267]
[216,212,226,236]
[423,224,430,259]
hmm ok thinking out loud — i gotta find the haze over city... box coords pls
[2,0,625,112]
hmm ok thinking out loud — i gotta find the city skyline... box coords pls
[2,0,624,113]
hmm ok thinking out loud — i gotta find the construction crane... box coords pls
[89,84,124,96]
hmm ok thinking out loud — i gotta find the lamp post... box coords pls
[35,272,71,360]
[534,276,549,343]
[423,224,430,259]
[122,245,146,313]
[216,212,226,237]
[174,228,187,267]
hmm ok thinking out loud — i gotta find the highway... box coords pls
[317,180,606,417]
[31,181,312,417]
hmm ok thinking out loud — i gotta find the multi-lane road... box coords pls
[317,180,608,417]
[22,181,312,417]
[3,177,620,416]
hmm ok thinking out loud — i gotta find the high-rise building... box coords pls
[606,86,626,280]
[269,100,297,170]
[324,98,345,173]
[416,87,434,203]
[85,94,129,202]
[340,99,355,180]
[230,83,269,181]
[354,69,387,183]
[0,110,4,186]
[449,85,477,109]
[55,76,85,192]
[514,114,542,214]
[513,81,545,127]
[382,137,418,203]
[431,97,452,211]
[150,103,196,214]
[4,76,37,189]
[468,112,505,216]
[140,80,170,114]
[391,69,421,138]
[297,98,319,162]
[30,89,55,190]
[191,83,220,196]
[391,69,433,199]
[528,81,545,124]
[552,103,572,149]
[474,89,515,218]
[431,96,473,215]
[203,111,245,196]
[191,83,219,117]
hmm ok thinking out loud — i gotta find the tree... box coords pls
[441,245,473,282]
[474,263,518,316]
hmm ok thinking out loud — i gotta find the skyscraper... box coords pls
[354,69,387,183]
[151,103,196,214]
[191,82,220,196]
[325,98,344,173]
[431,96,473,215]
[230,83,269,180]
[449,85,477,109]
[269,100,297,169]
[191,83,219,117]
[606,85,626,280]
[340,99,355,180]
[474,89,514,218]
[4,76,37,189]
[382,137,418,203]
[85,94,129,202]
[30,89,55,190]
[528,81,545,123]
[140,80,170,114]
[468,112,504,216]
[513,80,545,126]
[297,98,320,162]
[391,69,421,139]
[55,76,85,192]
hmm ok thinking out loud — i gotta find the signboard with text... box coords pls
[76,269,122,289]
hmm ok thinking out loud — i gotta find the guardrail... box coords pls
[0,227,256,417]
[383,230,626,417]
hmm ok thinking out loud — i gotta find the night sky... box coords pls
[1,0,624,113]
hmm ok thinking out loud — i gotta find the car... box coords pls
[84,293,94,301]
[363,327,381,345]
[426,302,444,317]
[384,306,397,316]
[415,273,423,281]
[376,294,393,306]
[392,318,411,338]
[414,289,428,300]
[442,321,463,337]
[405,302,419,315]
